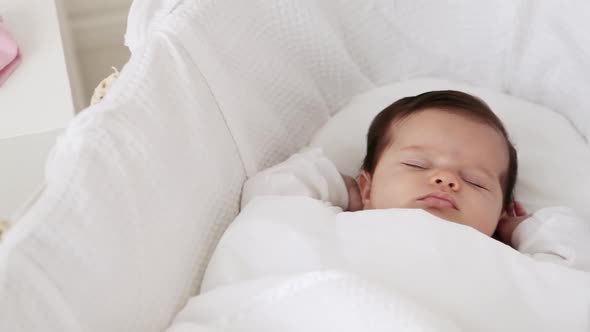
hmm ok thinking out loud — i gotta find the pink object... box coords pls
[0,17,22,87]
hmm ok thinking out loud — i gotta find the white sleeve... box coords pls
[241,147,349,210]
[512,207,590,271]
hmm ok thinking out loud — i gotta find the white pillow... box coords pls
[309,78,590,220]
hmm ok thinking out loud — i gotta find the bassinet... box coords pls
[1,1,589,331]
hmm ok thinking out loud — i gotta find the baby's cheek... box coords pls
[370,188,391,209]
[485,198,504,234]
[494,193,505,216]
[382,189,408,209]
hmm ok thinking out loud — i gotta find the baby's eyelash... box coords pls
[402,162,426,169]
[466,180,487,190]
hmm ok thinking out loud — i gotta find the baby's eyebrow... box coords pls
[400,145,427,152]
[466,167,500,181]
[475,168,495,178]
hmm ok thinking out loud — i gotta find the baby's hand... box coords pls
[342,175,362,212]
[496,201,529,247]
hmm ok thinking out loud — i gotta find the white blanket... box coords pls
[170,271,462,332]
[191,196,590,332]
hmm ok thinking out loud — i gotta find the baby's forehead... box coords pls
[385,111,510,170]
[390,107,495,129]
[388,109,505,141]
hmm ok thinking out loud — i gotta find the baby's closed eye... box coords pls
[462,174,490,190]
[465,180,487,190]
[401,160,430,169]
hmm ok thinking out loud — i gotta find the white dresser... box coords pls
[0,0,81,220]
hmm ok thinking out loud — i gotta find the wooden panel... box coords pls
[70,9,129,50]
[62,0,132,16]
[62,0,132,104]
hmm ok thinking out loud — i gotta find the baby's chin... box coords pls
[408,201,465,225]
[421,206,458,222]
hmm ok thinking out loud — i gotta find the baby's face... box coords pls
[359,109,509,236]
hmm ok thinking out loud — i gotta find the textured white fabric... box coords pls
[241,147,349,210]
[181,0,590,177]
[202,196,590,331]
[0,28,244,332]
[2,0,590,330]
[125,0,181,53]
[169,271,463,332]
[171,0,373,175]
[506,1,590,140]
[310,78,590,220]
[513,207,590,271]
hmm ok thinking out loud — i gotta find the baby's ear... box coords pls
[358,171,372,208]
[497,202,516,223]
[493,209,509,242]
[503,202,516,218]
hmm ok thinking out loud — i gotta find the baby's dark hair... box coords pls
[361,90,518,209]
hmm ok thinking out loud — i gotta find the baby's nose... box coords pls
[431,172,460,191]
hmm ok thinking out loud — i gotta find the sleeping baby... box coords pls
[242,90,590,270]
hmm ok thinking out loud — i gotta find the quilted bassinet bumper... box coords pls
[1,1,589,331]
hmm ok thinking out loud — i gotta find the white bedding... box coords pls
[192,196,590,331]
[170,271,462,332]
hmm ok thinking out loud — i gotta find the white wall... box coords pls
[62,0,133,105]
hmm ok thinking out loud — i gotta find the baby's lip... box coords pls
[418,192,458,210]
